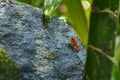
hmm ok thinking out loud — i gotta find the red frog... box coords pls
[68,37,80,51]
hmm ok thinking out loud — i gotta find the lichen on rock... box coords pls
[0,0,87,80]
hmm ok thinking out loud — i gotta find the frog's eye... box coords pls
[71,37,74,40]
[71,37,75,43]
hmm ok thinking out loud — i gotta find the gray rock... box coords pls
[0,0,86,80]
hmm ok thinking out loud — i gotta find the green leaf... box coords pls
[113,1,120,78]
[81,0,93,24]
[63,0,88,47]
[44,0,62,16]
[112,61,120,80]
[85,0,119,80]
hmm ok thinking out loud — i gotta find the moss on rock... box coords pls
[0,48,19,80]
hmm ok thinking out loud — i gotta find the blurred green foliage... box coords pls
[85,0,119,80]
[44,0,62,16]
[112,1,120,80]
[81,0,92,25]
[112,61,120,80]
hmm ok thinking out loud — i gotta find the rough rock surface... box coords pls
[0,0,86,80]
